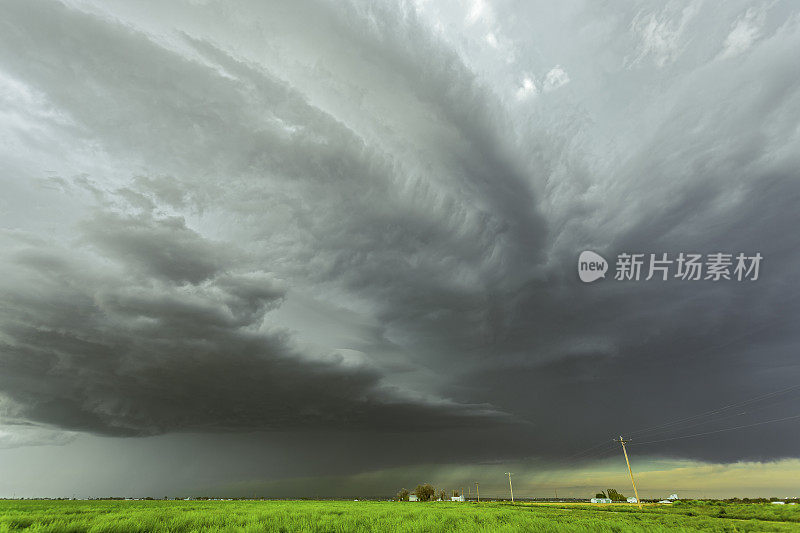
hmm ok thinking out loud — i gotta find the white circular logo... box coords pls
[578,251,608,283]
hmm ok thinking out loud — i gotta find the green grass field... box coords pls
[1,500,799,532]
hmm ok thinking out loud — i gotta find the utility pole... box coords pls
[615,436,642,510]
[475,482,480,502]
[504,472,514,503]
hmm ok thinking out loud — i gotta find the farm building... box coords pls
[627,497,638,503]
[451,495,465,502]
[408,495,418,502]
[590,498,612,503]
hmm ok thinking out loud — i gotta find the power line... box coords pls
[562,439,617,461]
[634,399,792,439]
[628,412,800,446]
[532,440,619,491]
[627,383,800,439]
[545,385,800,472]
[518,384,800,499]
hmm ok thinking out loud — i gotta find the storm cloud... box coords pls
[1,0,799,496]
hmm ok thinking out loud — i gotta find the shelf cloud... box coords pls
[0,0,799,496]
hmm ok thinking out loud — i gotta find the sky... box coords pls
[0,0,799,500]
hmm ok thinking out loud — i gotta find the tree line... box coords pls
[396,484,454,502]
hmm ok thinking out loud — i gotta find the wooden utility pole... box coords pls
[475,482,480,502]
[504,472,514,502]
[616,436,642,510]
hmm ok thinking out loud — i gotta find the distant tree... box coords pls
[438,490,446,502]
[595,492,607,499]
[396,488,410,502]
[607,489,626,502]
[414,484,436,502]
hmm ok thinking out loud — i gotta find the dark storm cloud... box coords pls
[455,20,800,460]
[0,0,550,382]
[0,220,504,436]
[0,0,530,439]
[79,211,231,284]
[0,0,799,475]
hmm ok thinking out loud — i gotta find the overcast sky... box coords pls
[1,0,799,499]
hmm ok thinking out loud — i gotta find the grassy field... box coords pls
[1,499,799,532]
